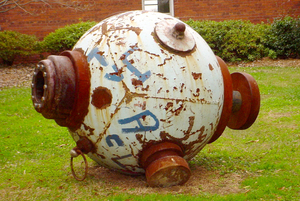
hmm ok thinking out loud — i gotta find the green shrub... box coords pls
[264,16,300,58]
[186,19,272,62]
[41,21,97,54]
[0,31,39,66]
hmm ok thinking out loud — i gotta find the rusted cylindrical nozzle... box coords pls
[31,50,90,128]
[140,142,191,187]
[31,55,76,126]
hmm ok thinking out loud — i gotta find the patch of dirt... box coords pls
[0,64,35,89]
[229,57,300,68]
[87,165,247,195]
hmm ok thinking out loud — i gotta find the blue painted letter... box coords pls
[118,110,159,133]
[106,135,124,147]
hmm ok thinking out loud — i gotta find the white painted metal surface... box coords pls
[71,11,224,174]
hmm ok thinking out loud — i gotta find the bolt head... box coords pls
[174,22,186,33]
[34,103,41,109]
[70,149,79,157]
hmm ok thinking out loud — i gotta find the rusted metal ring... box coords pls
[208,56,233,143]
[31,60,56,117]
[140,141,183,168]
[227,72,260,130]
[70,149,88,181]
[60,50,91,129]
[145,155,191,187]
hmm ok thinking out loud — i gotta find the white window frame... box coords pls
[142,0,174,16]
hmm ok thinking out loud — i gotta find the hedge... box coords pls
[1,16,299,65]
[186,19,274,62]
[40,21,97,54]
[186,16,300,61]
[0,31,39,66]
[263,16,300,58]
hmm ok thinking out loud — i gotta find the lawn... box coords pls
[0,66,299,200]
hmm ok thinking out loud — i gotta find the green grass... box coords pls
[0,66,299,200]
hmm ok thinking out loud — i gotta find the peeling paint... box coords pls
[192,72,202,80]
[91,87,112,109]
[71,10,224,175]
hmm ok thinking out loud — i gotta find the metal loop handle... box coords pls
[70,149,88,181]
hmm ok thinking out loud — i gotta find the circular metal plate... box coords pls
[146,155,191,187]
[227,72,260,130]
[155,19,196,52]
[61,50,91,129]
[208,56,233,143]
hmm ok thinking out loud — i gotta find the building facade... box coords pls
[1,0,299,39]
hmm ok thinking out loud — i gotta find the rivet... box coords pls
[43,85,47,89]
[70,149,79,157]
[31,83,35,88]
[41,64,45,69]
[34,103,41,109]
[33,72,37,76]
[175,22,186,33]
[31,96,35,100]
[41,97,45,101]
[171,22,186,40]
[43,72,47,77]
[37,64,41,69]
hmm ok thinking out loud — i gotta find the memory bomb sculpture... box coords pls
[31,11,260,187]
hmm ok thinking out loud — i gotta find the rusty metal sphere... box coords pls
[31,10,260,187]
[70,11,224,177]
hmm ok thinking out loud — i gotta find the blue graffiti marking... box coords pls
[112,154,132,169]
[87,47,108,66]
[121,46,151,83]
[104,63,124,82]
[118,110,159,133]
[87,47,124,81]
[87,46,151,83]
[106,135,124,147]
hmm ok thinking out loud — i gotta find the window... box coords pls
[142,0,174,16]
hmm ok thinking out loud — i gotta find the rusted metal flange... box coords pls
[227,72,260,129]
[208,56,233,143]
[60,50,91,129]
[155,20,195,52]
[140,142,191,187]
[31,50,90,128]
[31,55,76,125]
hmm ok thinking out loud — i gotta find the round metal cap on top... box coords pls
[155,20,196,52]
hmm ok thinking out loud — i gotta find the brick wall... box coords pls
[1,0,142,39]
[1,0,299,40]
[174,0,300,23]
[1,0,299,64]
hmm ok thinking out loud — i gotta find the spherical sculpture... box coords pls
[31,11,260,187]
